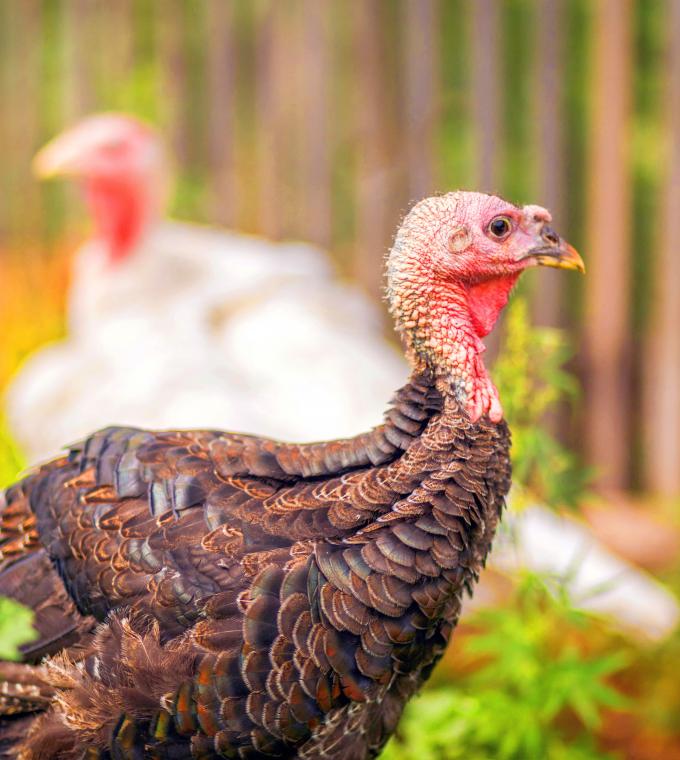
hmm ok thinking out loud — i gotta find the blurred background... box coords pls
[1,1,680,758]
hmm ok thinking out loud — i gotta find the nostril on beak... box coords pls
[541,226,560,246]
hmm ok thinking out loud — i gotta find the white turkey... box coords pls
[5,113,408,464]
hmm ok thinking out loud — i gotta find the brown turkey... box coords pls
[0,191,583,759]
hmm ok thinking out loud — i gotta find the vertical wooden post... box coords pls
[533,0,567,328]
[115,0,135,76]
[254,0,285,239]
[3,0,42,243]
[351,0,394,301]
[278,0,305,240]
[62,0,96,121]
[99,0,134,104]
[0,1,9,244]
[470,0,501,193]
[470,0,503,360]
[403,0,440,202]
[643,0,680,498]
[300,0,332,249]
[583,0,633,492]
[206,0,237,227]
[158,0,191,170]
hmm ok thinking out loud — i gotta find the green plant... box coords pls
[0,416,36,661]
[0,411,25,490]
[492,296,592,510]
[0,597,37,661]
[381,572,627,760]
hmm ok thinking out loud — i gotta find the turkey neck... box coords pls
[85,175,157,264]
[394,276,518,423]
[388,241,518,422]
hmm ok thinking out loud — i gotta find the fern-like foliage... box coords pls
[381,573,627,760]
[492,297,592,510]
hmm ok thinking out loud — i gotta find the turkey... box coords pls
[5,113,407,463]
[0,191,583,758]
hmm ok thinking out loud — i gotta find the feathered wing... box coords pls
[0,373,511,759]
[0,479,96,662]
[2,376,438,631]
[0,377,447,748]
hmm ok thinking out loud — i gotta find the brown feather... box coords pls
[0,367,510,758]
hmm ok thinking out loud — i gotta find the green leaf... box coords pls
[491,296,591,511]
[0,597,37,660]
[380,571,626,760]
[0,412,25,489]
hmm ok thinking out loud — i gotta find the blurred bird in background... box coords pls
[5,113,408,464]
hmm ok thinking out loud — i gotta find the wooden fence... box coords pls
[0,0,678,498]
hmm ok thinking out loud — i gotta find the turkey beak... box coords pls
[521,226,585,273]
[32,135,85,179]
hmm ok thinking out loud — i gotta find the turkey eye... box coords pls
[488,216,513,239]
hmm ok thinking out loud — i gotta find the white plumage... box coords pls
[7,220,408,464]
[486,504,679,641]
[5,115,408,464]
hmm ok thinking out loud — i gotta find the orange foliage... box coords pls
[0,245,71,390]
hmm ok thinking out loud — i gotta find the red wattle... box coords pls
[86,179,148,265]
[465,274,520,337]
